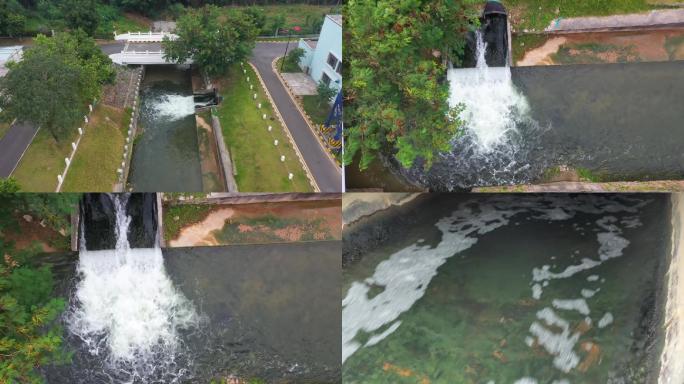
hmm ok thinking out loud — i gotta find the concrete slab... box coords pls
[281,72,318,95]
[546,9,684,32]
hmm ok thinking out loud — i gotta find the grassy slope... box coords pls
[12,128,76,192]
[0,121,10,139]
[61,105,129,192]
[508,0,658,30]
[214,64,312,192]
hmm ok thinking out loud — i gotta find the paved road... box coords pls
[251,42,342,192]
[0,121,39,178]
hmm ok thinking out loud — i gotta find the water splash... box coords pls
[67,194,199,382]
[152,94,195,121]
[447,30,530,152]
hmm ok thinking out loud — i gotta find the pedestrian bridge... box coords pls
[109,32,193,65]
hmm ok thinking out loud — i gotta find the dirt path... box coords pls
[518,36,567,66]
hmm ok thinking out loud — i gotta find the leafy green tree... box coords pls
[243,7,266,34]
[270,14,286,36]
[344,0,477,169]
[113,0,170,15]
[163,5,258,76]
[0,194,78,382]
[0,0,26,37]
[283,47,305,72]
[315,80,337,107]
[0,32,112,142]
[61,0,99,36]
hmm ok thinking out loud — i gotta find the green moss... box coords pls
[507,0,659,31]
[512,33,548,64]
[163,204,214,242]
[576,167,603,182]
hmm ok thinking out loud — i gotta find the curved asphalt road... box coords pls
[252,42,342,192]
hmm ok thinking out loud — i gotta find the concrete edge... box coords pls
[209,114,238,192]
[248,61,320,192]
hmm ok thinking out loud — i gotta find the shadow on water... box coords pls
[342,194,670,383]
[128,65,203,192]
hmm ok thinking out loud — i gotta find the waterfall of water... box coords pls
[447,30,529,152]
[68,194,199,382]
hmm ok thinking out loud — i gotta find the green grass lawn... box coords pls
[301,95,330,125]
[12,127,76,192]
[61,105,129,192]
[214,64,313,192]
[507,0,659,30]
[0,121,11,140]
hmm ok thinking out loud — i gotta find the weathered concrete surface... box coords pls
[342,193,420,226]
[210,115,238,192]
[546,9,684,32]
[474,180,684,192]
[281,73,318,95]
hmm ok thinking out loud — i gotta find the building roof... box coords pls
[327,14,342,26]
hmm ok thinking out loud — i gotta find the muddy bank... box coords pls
[517,29,684,66]
[167,199,341,247]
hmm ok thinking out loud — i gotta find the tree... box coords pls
[0,0,26,37]
[163,5,258,76]
[243,7,266,34]
[61,0,99,36]
[0,194,78,383]
[270,14,286,37]
[344,0,478,170]
[283,47,305,72]
[0,33,111,142]
[315,81,337,107]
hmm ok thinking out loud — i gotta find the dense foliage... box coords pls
[163,5,258,76]
[344,0,478,169]
[316,80,337,107]
[0,0,338,37]
[0,194,79,383]
[0,31,114,142]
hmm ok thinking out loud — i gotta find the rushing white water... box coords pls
[447,31,530,152]
[68,195,199,381]
[153,94,195,121]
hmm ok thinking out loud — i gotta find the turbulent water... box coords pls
[67,194,199,383]
[128,66,203,192]
[403,31,539,190]
[343,194,669,382]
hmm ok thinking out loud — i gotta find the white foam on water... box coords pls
[552,299,590,316]
[153,94,195,121]
[597,312,614,328]
[581,288,598,298]
[587,275,600,282]
[447,31,530,152]
[514,378,538,384]
[68,195,199,381]
[343,195,651,367]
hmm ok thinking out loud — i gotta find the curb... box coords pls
[248,61,320,192]
[271,57,342,169]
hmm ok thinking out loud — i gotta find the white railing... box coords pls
[114,31,178,42]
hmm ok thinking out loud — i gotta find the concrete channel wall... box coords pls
[117,66,145,192]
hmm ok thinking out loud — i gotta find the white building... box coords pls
[0,46,23,78]
[297,15,342,92]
